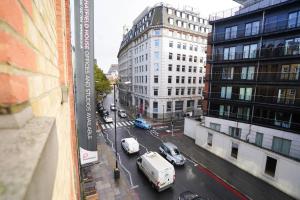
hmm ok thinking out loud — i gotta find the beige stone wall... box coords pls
[0,0,79,199]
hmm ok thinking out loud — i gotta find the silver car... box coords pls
[159,142,186,166]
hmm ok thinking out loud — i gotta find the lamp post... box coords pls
[113,83,120,179]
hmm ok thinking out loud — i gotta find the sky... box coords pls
[94,0,240,73]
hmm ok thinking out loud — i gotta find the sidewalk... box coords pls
[89,132,137,200]
[161,132,295,200]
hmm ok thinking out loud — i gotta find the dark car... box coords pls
[178,191,206,200]
[100,109,109,117]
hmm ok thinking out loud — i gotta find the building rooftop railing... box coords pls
[209,0,289,22]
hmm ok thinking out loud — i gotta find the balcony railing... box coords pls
[208,45,300,62]
[207,72,299,82]
[207,108,300,132]
[207,91,300,107]
[209,0,289,22]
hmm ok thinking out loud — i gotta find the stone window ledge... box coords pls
[0,117,58,200]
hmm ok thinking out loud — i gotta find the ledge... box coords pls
[0,117,58,200]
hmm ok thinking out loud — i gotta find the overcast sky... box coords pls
[94,0,239,73]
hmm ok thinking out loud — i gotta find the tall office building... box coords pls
[206,0,300,159]
[118,3,211,119]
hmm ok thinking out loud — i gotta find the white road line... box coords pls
[117,122,122,127]
[105,124,109,129]
[129,121,134,125]
[125,121,131,126]
[121,122,127,126]
[101,124,106,129]
[109,124,114,128]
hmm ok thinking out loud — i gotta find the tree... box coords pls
[94,64,111,101]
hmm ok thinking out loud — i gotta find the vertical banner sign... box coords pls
[74,0,98,165]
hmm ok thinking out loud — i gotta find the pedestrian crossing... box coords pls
[101,121,134,130]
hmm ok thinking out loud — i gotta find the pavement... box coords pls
[88,129,137,200]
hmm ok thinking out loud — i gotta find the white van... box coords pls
[136,151,175,192]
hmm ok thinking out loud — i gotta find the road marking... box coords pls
[125,121,130,126]
[129,121,134,125]
[121,122,126,126]
[101,124,106,129]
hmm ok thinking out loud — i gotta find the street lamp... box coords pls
[113,83,120,179]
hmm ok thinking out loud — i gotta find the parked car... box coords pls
[134,118,151,129]
[103,115,113,123]
[136,151,175,192]
[96,104,104,113]
[121,138,139,154]
[110,104,117,111]
[178,191,206,200]
[118,110,127,118]
[159,142,186,166]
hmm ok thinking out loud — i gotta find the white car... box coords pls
[118,110,127,118]
[103,116,113,123]
[121,138,139,154]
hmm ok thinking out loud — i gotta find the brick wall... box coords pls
[0,0,79,199]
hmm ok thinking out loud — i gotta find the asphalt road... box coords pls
[98,93,245,200]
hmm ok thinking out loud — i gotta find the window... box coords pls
[280,64,300,80]
[231,143,239,159]
[168,64,172,71]
[154,75,158,83]
[225,26,237,40]
[189,55,193,62]
[194,45,198,51]
[176,88,180,95]
[194,56,197,62]
[199,67,203,73]
[154,51,160,59]
[277,89,296,104]
[181,76,185,83]
[219,105,230,117]
[169,18,174,25]
[222,67,234,80]
[255,132,263,147]
[192,77,196,84]
[167,8,173,15]
[237,107,250,120]
[177,54,181,60]
[181,88,185,95]
[188,77,191,84]
[175,101,183,111]
[154,88,158,96]
[265,156,277,177]
[169,53,173,59]
[168,88,172,96]
[183,43,186,50]
[275,112,292,128]
[187,100,194,108]
[221,86,232,99]
[153,102,158,112]
[183,22,187,28]
[243,44,257,58]
[169,41,173,47]
[192,88,196,95]
[177,20,182,27]
[288,11,300,28]
[167,101,172,112]
[182,65,185,72]
[176,76,180,83]
[177,42,181,49]
[193,66,197,73]
[190,45,193,51]
[187,88,191,95]
[245,21,260,36]
[229,127,241,138]
[241,66,255,80]
[207,133,213,146]
[176,11,181,17]
[239,87,252,101]
[154,39,159,47]
[168,76,172,84]
[188,66,192,72]
[182,54,186,61]
[197,99,202,108]
[210,123,220,131]
[224,47,236,60]
[284,38,300,55]
[154,29,161,35]
[176,65,180,72]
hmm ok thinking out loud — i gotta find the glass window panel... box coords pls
[297,11,300,27]
[243,45,250,58]
[241,67,247,79]
[226,87,232,99]
[221,87,226,98]
[250,44,257,58]
[225,28,230,40]
[229,47,235,60]
[231,26,237,38]
[252,21,260,35]
[245,23,251,36]
[239,88,245,100]
[224,48,229,60]
[219,105,224,116]
[288,12,297,28]
[247,66,255,80]
[245,88,252,100]
[285,39,294,55]
[255,132,263,147]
